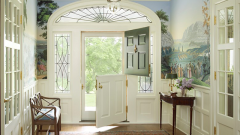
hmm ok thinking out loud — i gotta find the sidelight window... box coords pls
[55,34,71,93]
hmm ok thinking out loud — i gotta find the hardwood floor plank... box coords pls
[37,124,186,135]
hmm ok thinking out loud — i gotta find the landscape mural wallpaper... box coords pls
[161,0,210,87]
[36,0,210,87]
[23,0,37,87]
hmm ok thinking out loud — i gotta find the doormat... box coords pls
[50,130,169,135]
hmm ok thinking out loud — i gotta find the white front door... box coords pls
[215,0,235,134]
[2,0,22,134]
[96,75,126,128]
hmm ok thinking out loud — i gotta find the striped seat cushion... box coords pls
[35,106,60,121]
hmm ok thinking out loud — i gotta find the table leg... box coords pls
[190,106,193,135]
[173,105,176,135]
[160,99,162,129]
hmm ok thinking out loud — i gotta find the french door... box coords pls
[2,0,22,134]
[215,0,236,134]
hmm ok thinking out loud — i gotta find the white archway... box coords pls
[47,0,162,124]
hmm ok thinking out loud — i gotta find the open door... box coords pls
[96,75,126,128]
[96,27,150,128]
[125,27,150,76]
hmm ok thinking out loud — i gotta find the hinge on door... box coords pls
[82,84,84,90]
[126,80,128,87]
[214,126,216,135]
[20,15,22,24]
[214,16,217,25]
[20,71,22,80]
[126,106,128,113]
[214,71,217,80]
[21,127,23,135]
[95,80,97,90]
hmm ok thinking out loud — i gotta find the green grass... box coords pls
[85,93,96,107]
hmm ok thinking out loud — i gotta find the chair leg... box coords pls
[36,125,39,135]
[54,124,58,135]
[60,115,61,130]
[32,124,35,135]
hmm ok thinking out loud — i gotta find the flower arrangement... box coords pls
[175,78,194,91]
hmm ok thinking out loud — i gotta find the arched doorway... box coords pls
[47,0,161,126]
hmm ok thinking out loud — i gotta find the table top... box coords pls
[159,92,195,100]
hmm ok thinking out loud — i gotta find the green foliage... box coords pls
[155,10,169,34]
[85,37,122,93]
[37,0,59,39]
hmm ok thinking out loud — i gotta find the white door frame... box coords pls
[47,0,161,123]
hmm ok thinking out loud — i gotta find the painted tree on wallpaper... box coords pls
[37,0,59,79]
[156,10,173,79]
[37,0,59,39]
[167,0,210,87]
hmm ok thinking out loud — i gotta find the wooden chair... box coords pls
[30,93,61,135]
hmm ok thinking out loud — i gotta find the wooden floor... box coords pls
[37,124,186,135]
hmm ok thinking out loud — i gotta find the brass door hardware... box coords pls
[99,83,103,89]
[214,16,216,25]
[134,45,138,53]
[82,84,84,90]
[95,80,97,90]
[4,97,12,103]
[214,71,217,80]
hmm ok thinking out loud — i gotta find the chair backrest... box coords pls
[30,96,41,122]
[35,92,43,107]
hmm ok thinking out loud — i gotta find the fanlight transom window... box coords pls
[56,6,152,23]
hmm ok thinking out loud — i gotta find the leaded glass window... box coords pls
[55,34,70,93]
[56,6,152,23]
[138,36,153,93]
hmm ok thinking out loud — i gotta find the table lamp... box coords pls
[166,73,178,93]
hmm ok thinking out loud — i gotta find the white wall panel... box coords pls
[136,99,155,122]
[167,85,211,135]
[218,123,233,135]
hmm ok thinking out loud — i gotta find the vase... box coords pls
[181,89,187,97]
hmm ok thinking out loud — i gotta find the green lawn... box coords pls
[85,93,96,107]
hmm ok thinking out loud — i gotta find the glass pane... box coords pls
[55,34,70,93]
[219,9,225,26]
[5,0,7,17]
[219,72,225,93]
[16,27,19,43]
[84,37,122,111]
[17,10,20,25]
[226,50,234,71]
[14,95,17,116]
[8,2,11,20]
[227,7,233,24]
[227,26,234,43]
[14,7,16,23]
[8,22,11,41]
[219,27,225,44]
[5,20,8,39]
[219,93,225,115]
[13,26,16,43]
[227,95,233,117]
[227,73,233,94]
[12,50,15,70]
[219,50,225,70]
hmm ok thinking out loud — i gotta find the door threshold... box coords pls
[80,120,96,122]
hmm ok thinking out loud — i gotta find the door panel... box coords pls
[125,27,149,76]
[96,75,126,128]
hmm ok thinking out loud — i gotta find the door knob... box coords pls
[99,83,103,89]
[134,45,138,53]
[4,97,12,103]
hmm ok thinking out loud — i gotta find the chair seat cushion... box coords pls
[35,106,60,121]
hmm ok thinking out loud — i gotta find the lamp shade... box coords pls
[166,73,178,79]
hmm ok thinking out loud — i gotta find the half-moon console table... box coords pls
[159,92,195,135]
